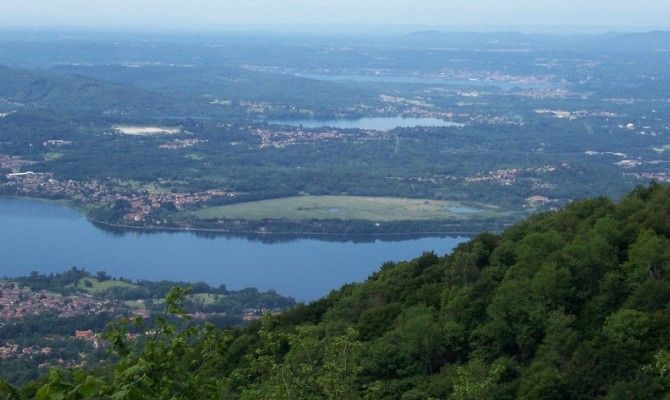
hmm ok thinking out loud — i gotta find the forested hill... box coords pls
[0,65,200,116]
[3,184,670,399]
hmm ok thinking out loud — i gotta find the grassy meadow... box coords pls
[190,195,502,221]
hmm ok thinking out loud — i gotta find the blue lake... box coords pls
[0,197,468,301]
[267,117,464,131]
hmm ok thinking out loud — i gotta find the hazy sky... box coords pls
[1,0,668,31]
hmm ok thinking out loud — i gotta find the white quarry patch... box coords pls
[112,125,181,136]
[0,111,17,118]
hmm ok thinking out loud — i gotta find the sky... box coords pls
[0,0,668,32]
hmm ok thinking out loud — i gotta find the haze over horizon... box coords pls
[0,0,668,33]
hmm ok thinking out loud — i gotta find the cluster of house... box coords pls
[121,189,234,222]
[464,164,559,186]
[525,195,551,206]
[0,154,36,171]
[1,169,234,223]
[158,138,207,149]
[388,174,459,185]
[74,329,104,350]
[0,335,101,368]
[0,283,152,365]
[465,168,527,186]
[624,171,670,183]
[0,343,52,360]
[3,172,112,204]
[584,150,669,176]
[43,139,73,147]
[0,283,116,320]
[241,308,269,321]
[252,128,346,148]
[534,109,622,119]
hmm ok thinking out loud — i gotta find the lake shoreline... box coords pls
[88,216,487,239]
[0,196,469,300]
[1,194,511,240]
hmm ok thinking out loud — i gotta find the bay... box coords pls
[0,197,468,301]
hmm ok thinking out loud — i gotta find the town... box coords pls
[0,272,291,379]
[0,282,119,320]
[0,169,235,224]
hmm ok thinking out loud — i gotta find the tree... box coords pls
[626,229,670,286]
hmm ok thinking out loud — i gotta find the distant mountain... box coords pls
[50,64,380,109]
[406,30,670,52]
[406,30,543,47]
[3,184,668,398]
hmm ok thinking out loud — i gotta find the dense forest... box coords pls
[2,183,668,399]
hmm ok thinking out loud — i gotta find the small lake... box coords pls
[267,117,464,131]
[0,197,468,301]
[447,206,480,214]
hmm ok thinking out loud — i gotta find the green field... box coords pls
[124,300,147,308]
[147,294,223,306]
[72,277,137,294]
[189,293,225,304]
[190,195,502,221]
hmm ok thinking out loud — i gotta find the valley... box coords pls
[0,27,668,398]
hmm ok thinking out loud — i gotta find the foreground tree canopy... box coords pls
[2,184,670,399]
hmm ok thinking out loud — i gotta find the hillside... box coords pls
[2,184,669,399]
[0,63,381,121]
[50,64,381,111]
[0,65,193,116]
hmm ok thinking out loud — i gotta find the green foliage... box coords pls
[0,378,20,400]
[451,358,514,400]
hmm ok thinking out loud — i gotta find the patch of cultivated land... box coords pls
[190,195,504,221]
[189,293,225,304]
[72,277,137,293]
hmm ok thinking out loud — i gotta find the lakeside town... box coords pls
[0,281,132,369]
[0,282,121,321]
[0,274,286,374]
[0,168,236,224]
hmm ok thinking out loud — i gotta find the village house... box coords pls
[526,195,550,205]
[74,330,96,340]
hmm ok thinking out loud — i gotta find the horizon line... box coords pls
[0,23,668,36]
